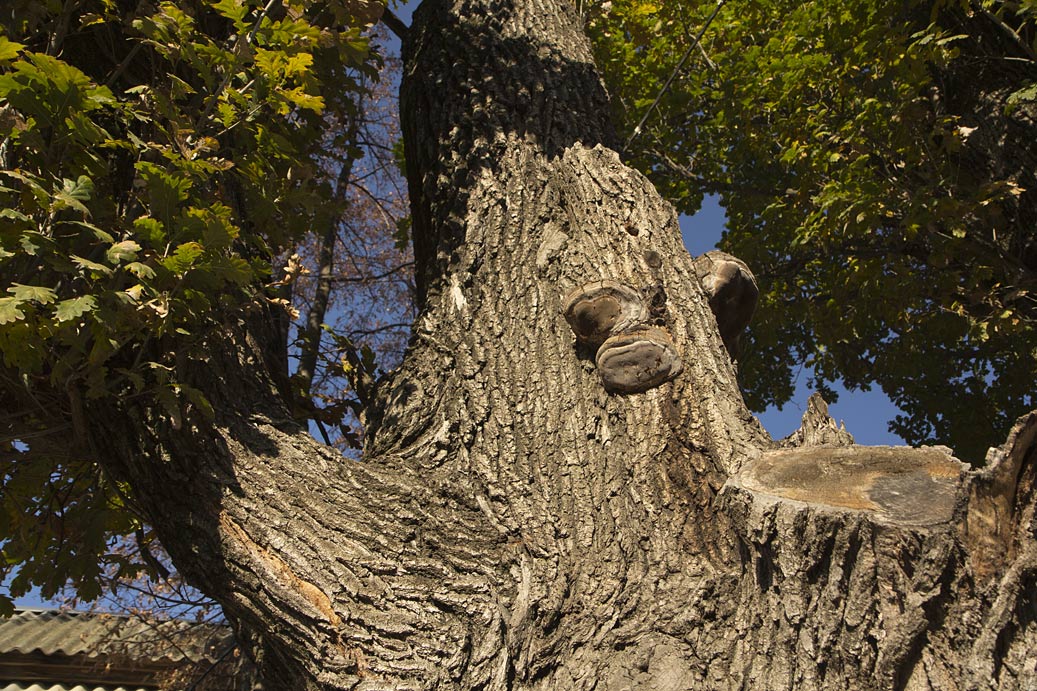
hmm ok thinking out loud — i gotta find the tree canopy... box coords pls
[0,0,398,612]
[586,0,1037,461]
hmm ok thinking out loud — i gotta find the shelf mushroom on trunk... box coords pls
[561,280,648,347]
[595,326,683,393]
[693,250,759,358]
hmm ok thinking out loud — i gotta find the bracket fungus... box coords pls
[595,327,683,394]
[692,250,759,357]
[562,280,648,347]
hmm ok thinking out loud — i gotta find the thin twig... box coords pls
[184,643,238,691]
[105,43,142,87]
[328,262,415,284]
[696,39,717,71]
[623,0,726,153]
[199,0,282,125]
[315,419,333,445]
[295,112,360,399]
[346,322,411,337]
[971,0,1037,62]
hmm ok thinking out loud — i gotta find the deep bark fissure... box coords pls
[83,0,1037,689]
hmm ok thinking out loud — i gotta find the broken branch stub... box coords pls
[595,327,683,393]
[562,281,649,347]
[965,410,1037,580]
[781,393,855,448]
[692,251,759,357]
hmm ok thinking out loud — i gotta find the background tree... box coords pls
[287,35,412,451]
[1,0,1036,689]
[586,0,1037,461]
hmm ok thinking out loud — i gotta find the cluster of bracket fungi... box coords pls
[561,252,758,394]
[562,280,683,394]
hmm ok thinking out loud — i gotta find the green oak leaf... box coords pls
[106,240,141,264]
[54,295,97,322]
[7,283,57,304]
[0,297,26,324]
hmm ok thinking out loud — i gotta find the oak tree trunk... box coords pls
[90,0,1037,689]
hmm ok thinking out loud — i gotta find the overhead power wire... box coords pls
[623,0,726,153]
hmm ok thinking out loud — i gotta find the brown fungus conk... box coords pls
[595,327,683,394]
[692,250,758,358]
[562,280,648,347]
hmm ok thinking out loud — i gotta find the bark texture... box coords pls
[89,0,1037,689]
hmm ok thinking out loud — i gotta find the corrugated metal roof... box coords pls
[0,609,232,663]
[1,680,150,684]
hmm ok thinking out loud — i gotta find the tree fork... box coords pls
[85,0,1037,689]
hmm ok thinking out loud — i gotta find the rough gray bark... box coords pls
[87,0,1037,689]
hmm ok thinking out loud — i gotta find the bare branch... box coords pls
[381,8,409,41]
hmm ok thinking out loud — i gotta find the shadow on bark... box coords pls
[402,0,618,308]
